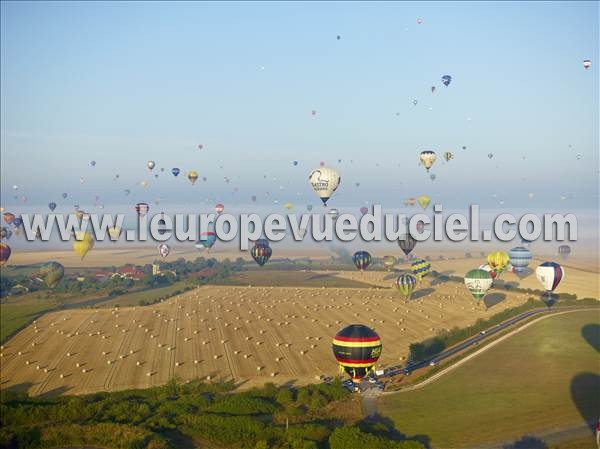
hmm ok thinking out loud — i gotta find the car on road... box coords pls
[429,361,437,366]
[367,376,377,384]
[480,331,486,335]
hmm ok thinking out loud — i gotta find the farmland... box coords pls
[0,269,538,396]
[377,310,600,449]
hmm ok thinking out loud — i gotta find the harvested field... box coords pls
[0,269,542,396]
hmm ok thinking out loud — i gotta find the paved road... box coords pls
[384,305,597,377]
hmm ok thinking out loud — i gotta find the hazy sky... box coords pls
[1,1,598,212]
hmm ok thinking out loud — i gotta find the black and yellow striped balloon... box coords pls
[332,324,382,380]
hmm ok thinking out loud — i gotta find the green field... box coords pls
[378,311,600,449]
[98,280,194,307]
[0,302,56,343]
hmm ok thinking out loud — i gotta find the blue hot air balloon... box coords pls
[352,251,372,271]
[441,75,452,86]
[48,202,57,212]
[172,168,180,177]
[196,232,217,250]
[508,246,533,276]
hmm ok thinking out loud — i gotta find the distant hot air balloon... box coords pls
[147,161,156,170]
[90,160,96,167]
[309,167,341,206]
[464,269,493,301]
[583,60,592,70]
[327,209,339,221]
[197,144,204,150]
[40,262,65,288]
[73,231,94,260]
[62,193,68,199]
[487,251,510,276]
[196,232,217,251]
[157,243,170,260]
[0,243,11,266]
[508,246,533,275]
[135,203,150,217]
[382,255,396,271]
[418,194,431,210]
[215,203,225,215]
[413,99,418,106]
[535,262,564,293]
[488,153,494,159]
[558,245,571,260]
[352,251,371,271]
[188,171,199,185]
[124,189,131,196]
[283,202,294,211]
[441,75,452,86]
[419,150,436,173]
[48,202,57,212]
[0,227,12,241]
[13,217,23,228]
[398,234,417,256]
[360,206,369,215]
[108,226,121,240]
[306,204,313,212]
[411,259,431,281]
[416,18,423,24]
[251,240,272,266]
[172,168,180,177]
[332,324,381,380]
[293,161,299,166]
[443,152,454,162]
[431,86,436,93]
[139,180,149,188]
[395,274,417,299]
[3,213,16,225]
[251,195,257,203]
[430,174,436,181]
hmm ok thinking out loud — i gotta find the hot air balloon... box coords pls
[135,203,150,217]
[488,153,494,159]
[487,251,510,276]
[0,243,11,266]
[306,204,313,212]
[188,171,199,185]
[403,198,417,207]
[464,269,493,301]
[196,232,217,251]
[73,231,94,260]
[3,213,16,225]
[197,144,204,150]
[360,206,369,215]
[251,241,272,266]
[583,60,592,70]
[62,193,68,199]
[327,209,339,221]
[419,151,436,173]
[558,245,571,260]
[411,259,431,281]
[352,251,371,271]
[13,217,23,228]
[430,174,436,181]
[172,168,180,177]
[332,324,381,380]
[383,255,396,271]
[395,274,417,299]
[40,262,65,288]
[293,161,299,166]
[215,203,225,215]
[90,160,96,167]
[443,152,454,162]
[416,18,423,24]
[124,189,131,196]
[108,226,121,240]
[535,262,564,293]
[418,194,431,210]
[47,202,57,212]
[398,234,417,256]
[478,264,497,280]
[147,161,156,170]
[12,185,18,190]
[441,75,452,86]
[157,243,170,260]
[308,167,341,206]
[508,246,533,275]
[251,195,257,203]
[431,86,436,93]
[0,227,12,241]
[283,202,294,211]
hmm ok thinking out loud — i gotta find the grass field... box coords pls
[378,311,600,449]
[0,303,56,343]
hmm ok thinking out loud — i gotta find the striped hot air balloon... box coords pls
[398,234,417,256]
[411,259,431,281]
[395,274,417,299]
[332,324,382,380]
[251,241,272,266]
[508,246,533,275]
[535,262,564,293]
[464,269,493,301]
[352,251,371,271]
[135,203,150,217]
[558,245,571,260]
[196,232,217,251]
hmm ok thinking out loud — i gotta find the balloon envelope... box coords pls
[352,251,371,271]
[40,262,65,288]
[464,269,493,300]
[308,167,341,206]
[332,324,381,380]
[535,262,564,292]
[395,274,417,299]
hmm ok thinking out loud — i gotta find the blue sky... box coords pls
[1,1,598,212]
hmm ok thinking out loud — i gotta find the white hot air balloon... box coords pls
[535,262,564,292]
[308,167,341,206]
[419,150,437,173]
